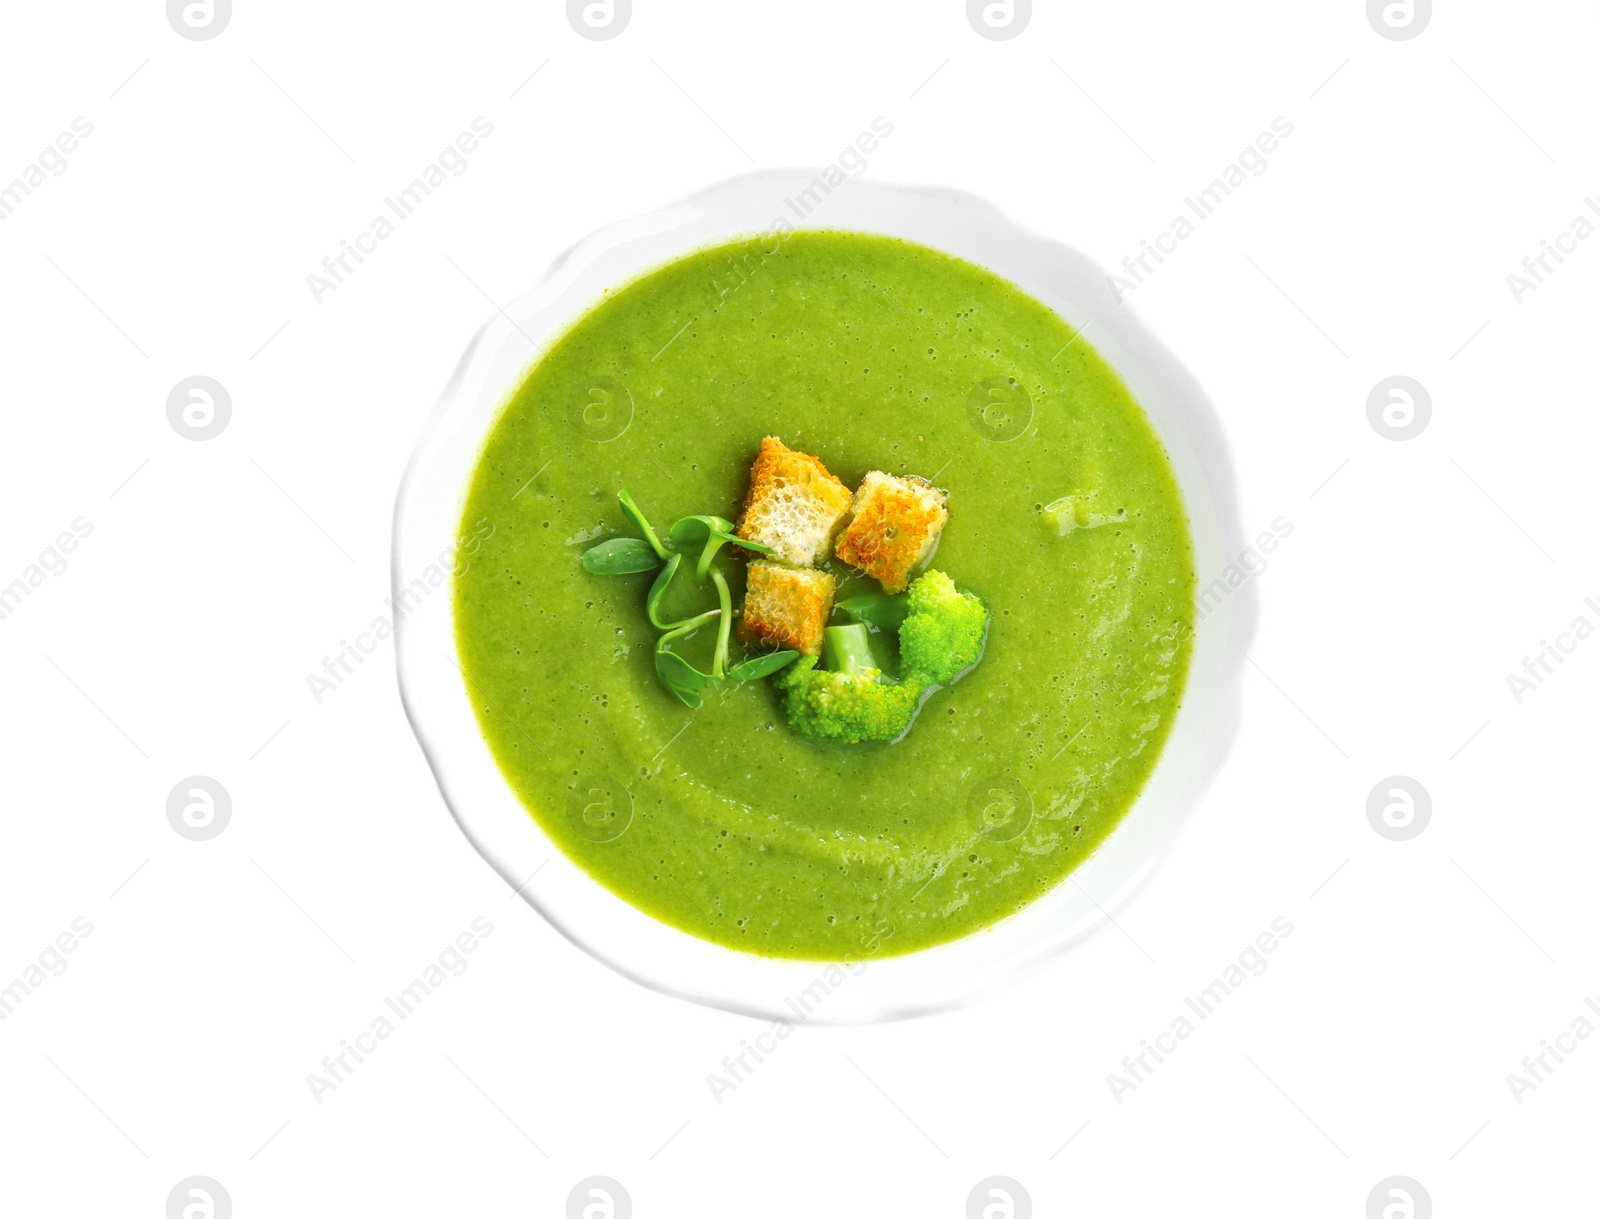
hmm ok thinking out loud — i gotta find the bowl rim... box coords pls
[393,167,1256,1024]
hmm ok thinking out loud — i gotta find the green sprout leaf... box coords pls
[668,514,735,543]
[582,537,662,575]
[654,648,718,708]
[618,489,668,560]
[671,514,775,580]
[670,514,730,581]
[836,591,911,631]
[654,608,721,706]
[646,553,689,629]
[727,650,800,681]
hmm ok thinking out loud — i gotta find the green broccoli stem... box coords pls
[823,623,877,676]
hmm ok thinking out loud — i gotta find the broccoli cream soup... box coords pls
[455,231,1194,960]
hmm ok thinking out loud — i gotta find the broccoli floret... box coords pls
[897,570,989,687]
[775,572,988,744]
[777,623,925,744]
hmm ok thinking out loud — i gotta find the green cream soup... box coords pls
[455,231,1194,960]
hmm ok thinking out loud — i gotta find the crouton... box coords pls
[833,471,949,594]
[736,437,854,568]
[739,561,836,657]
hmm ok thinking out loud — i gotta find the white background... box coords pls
[2,1,1595,1215]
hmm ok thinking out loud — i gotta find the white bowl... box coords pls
[394,170,1252,1023]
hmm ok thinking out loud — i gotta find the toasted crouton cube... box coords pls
[739,561,836,657]
[834,471,949,594]
[736,437,854,568]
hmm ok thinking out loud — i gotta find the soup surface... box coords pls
[455,231,1194,960]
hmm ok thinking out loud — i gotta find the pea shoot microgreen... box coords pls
[583,489,798,705]
[709,568,733,679]
[726,650,799,681]
[618,488,669,560]
[654,610,721,708]
[581,536,662,575]
[668,514,775,580]
[646,554,690,629]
